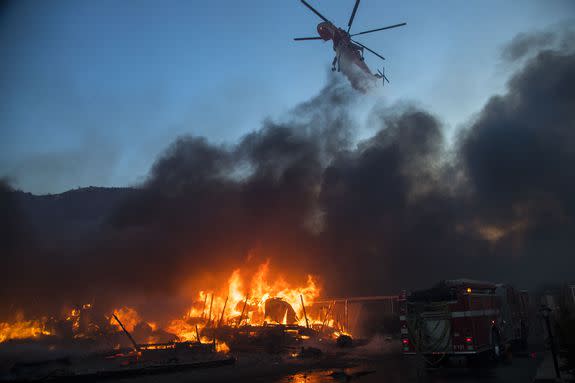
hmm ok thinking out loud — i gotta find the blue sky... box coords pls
[1,0,573,194]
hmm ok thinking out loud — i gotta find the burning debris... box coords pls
[0,261,374,381]
[0,304,110,344]
[153,261,355,353]
[0,262,355,358]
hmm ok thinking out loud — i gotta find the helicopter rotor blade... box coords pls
[351,39,385,61]
[294,37,323,41]
[347,0,361,33]
[299,0,331,24]
[351,22,406,36]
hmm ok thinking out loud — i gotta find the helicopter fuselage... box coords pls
[316,22,373,75]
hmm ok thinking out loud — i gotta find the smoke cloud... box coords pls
[1,27,574,319]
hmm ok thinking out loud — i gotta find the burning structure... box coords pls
[0,261,356,359]
[0,261,364,380]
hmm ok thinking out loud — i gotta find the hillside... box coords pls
[9,186,136,247]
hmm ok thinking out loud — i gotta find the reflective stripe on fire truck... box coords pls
[451,309,499,318]
[401,310,499,320]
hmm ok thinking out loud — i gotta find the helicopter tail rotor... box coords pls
[377,68,390,86]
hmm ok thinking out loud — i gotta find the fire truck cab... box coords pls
[399,279,528,365]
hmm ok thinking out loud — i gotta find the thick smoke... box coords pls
[501,25,574,62]
[2,28,575,319]
[457,28,575,285]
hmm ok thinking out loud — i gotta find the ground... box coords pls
[92,341,542,383]
[271,353,541,383]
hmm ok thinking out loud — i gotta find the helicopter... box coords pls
[294,0,406,91]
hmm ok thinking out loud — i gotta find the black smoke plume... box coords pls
[1,28,574,319]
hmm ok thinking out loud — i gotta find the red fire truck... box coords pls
[399,279,529,366]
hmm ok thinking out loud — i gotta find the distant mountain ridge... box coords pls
[11,186,137,246]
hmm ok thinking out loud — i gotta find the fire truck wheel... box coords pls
[491,329,502,361]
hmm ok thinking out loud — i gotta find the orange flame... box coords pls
[0,314,51,343]
[110,307,142,332]
[180,261,320,330]
[0,261,326,349]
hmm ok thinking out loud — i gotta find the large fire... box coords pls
[167,262,320,342]
[0,261,342,350]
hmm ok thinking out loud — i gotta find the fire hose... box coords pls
[406,301,451,367]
